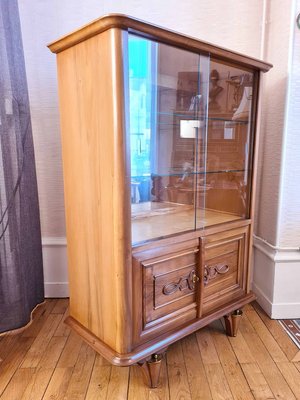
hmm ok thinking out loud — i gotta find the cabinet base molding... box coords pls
[65,293,255,367]
[224,309,243,337]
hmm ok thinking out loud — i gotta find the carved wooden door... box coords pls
[132,238,201,345]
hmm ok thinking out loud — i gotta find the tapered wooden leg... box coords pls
[224,309,243,337]
[138,354,163,388]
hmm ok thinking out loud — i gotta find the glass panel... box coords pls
[128,34,209,244]
[198,59,255,229]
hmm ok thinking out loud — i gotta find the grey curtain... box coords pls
[0,0,44,333]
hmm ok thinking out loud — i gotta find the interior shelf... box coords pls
[157,111,249,124]
[143,169,246,178]
[131,204,242,244]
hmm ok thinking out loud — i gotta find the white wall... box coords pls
[253,0,300,318]
[255,0,293,244]
[278,0,300,247]
[18,0,265,297]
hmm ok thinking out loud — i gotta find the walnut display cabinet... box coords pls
[48,14,272,387]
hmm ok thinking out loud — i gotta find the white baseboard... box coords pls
[253,236,300,319]
[42,237,69,298]
[252,281,273,316]
[269,302,300,319]
[44,282,69,298]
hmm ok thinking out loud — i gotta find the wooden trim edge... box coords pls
[65,292,256,366]
[132,219,251,254]
[48,14,272,72]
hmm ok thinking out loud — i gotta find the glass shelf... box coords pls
[157,111,249,124]
[148,169,246,177]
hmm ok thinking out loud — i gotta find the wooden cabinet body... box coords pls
[48,15,271,369]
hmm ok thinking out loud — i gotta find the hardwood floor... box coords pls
[1,299,300,400]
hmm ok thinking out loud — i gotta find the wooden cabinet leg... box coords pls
[224,309,243,337]
[138,354,163,388]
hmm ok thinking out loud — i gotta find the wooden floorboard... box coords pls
[0,300,299,400]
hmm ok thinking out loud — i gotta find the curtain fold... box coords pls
[0,0,44,333]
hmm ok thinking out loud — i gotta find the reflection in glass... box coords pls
[203,60,254,224]
[128,37,256,245]
[128,35,208,244]
[128,38,152,205]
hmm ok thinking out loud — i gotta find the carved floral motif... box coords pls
[162,270,196,296]
[204,263,229,285]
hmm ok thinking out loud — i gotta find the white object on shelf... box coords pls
[180,119,204,138]
[232,86,252,121]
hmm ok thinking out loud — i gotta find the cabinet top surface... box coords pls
[48,13,272,72]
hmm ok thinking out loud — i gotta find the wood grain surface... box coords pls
[48,14,272,73]
[56,28,132,354]
[1,299,299,399]
[132,208,242,244]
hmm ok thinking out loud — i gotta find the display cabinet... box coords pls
[49,14,272,387]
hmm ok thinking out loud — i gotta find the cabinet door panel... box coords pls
[128,34,210,245]
[144,250,198,322]
[201,226,248,314]
[204,252,239,295]
[203,59,256,224]
[132,239,199,345]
